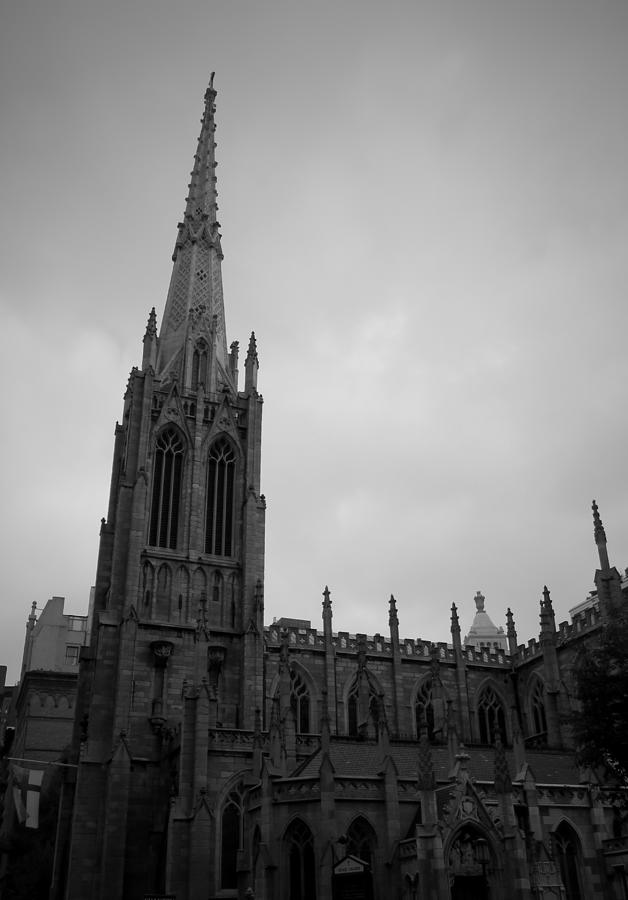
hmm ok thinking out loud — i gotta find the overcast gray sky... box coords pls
[1,0,627,682]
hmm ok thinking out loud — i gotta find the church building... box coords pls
[54,78,628,900]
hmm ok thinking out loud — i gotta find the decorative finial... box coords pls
[592,499,611,570]
[539,586,556,636]
[322,585,331,609]
[592,499,607,545]
[450,603,459,628]
[144,307,157,338]
[204,72,216,102]
[505,607,518,654]
[247,331,258,360]
[474,591,485,612]
[389,594,399,627]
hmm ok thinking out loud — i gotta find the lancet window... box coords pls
[346,816,375,869]
[290,669,311,734]
[530,677,548,738]
[285,819,316,900]
[347,680,380,737]
[553,822,583,900]
[205,438,236,556]
[221,783,245,890]
[191,339,208,389]
[149,427,184,549]
[415,679,436,742]
[477,685,507,744]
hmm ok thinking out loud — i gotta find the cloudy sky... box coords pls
[1,0,627,682]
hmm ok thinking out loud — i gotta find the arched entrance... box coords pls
[448,828,493,900]
[451,875,488,900]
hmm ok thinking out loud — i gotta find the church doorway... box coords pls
[451,874,489,900]
[447,828,493,900]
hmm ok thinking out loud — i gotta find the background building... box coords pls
[49,80,628,900]
[0,597,89,898]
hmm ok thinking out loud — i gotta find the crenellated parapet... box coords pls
[264,624,512,667]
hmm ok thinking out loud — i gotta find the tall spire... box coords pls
[156,74,231,388]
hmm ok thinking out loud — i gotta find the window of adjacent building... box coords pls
[65,645,80,665]
[205,438,236,556]
[221,785,244,890]
[149,427,184,549]
[285,819,316,900]
[477,685,506,744]
[68,617,85,632]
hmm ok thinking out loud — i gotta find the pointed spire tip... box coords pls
[592,498,607,544]
[247,331,258,359]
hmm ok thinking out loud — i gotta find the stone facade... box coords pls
[0,597,89,897]
[54,79,628,900]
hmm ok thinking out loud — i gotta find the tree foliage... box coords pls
[573,612,628,783]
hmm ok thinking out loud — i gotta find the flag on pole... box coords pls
[10,764,44,829]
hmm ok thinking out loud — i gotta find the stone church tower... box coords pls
[59,76,266,900]
[54,78,628,900]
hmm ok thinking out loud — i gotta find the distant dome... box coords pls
[463,591,508,652]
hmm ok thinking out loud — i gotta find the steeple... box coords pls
[62,75,267,899]
[156,74,231,390]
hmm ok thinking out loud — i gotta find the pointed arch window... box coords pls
[347,679,380,737]
[205,438,236,556]
[290,669,311,734]
[191,339,208,389]
[415,679,436,742]
[346,816,375,869]
[477,685,507,745]
[285,819,316,900]
[530,677,548,738]
[221,784,245,890]
[149,427,184,549]
[553,823,583,900]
